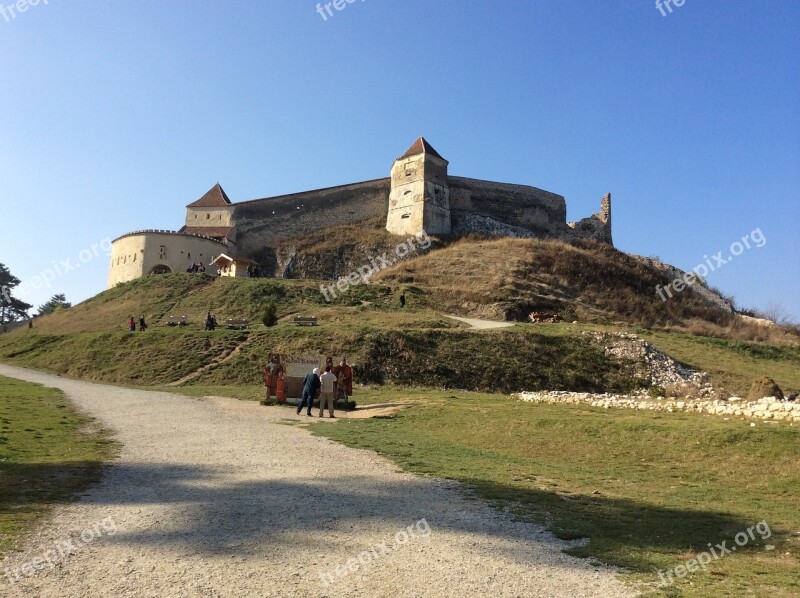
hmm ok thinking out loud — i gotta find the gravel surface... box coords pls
[444,316,515,329]
[0,364,635,597]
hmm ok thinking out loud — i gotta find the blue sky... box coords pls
[1,0,798,320]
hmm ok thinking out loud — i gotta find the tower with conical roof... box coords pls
[386,137,451,236]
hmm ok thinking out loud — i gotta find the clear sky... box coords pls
[1,0,798,320]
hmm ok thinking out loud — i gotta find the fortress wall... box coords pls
[108,235,147,288]
[447,176,568,238]
[231,178,390,256]
[108,232,228,287]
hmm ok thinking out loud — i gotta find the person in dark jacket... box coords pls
[297,368,321,416]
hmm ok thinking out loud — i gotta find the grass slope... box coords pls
[1,274,798,396]
[376,237,738,328]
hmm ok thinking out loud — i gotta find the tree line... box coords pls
[1,262,71,328]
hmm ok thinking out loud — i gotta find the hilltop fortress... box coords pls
[108,137,612,287]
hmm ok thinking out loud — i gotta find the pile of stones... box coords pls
[583,331,709,389]
[516,391,799,423]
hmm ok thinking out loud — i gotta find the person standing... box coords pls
[128,316,136,332]
[263,354,283,401]
[333,357,353,402]
[297,367,320,416]
[400,292,406,308]
[319,366,337,418]
[139,315,148,331]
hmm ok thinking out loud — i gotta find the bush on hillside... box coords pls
[262,303,278,327]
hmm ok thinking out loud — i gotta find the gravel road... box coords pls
[0,364,635,597]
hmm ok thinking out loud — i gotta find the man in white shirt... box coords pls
[318,366,337,418]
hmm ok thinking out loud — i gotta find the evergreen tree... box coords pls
[37,293,72,316]
[0,263,32,325]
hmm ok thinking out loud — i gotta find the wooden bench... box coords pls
[294,316,318,326]
[165,315,188,327]
[226,318,249,330]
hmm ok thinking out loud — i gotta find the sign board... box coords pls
[284,355,321,378]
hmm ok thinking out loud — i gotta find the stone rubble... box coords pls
[517,391,799,423]
[583,331,709,389]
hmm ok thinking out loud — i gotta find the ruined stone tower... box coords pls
[385,137,451,236]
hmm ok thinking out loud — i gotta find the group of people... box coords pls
[262,354,353,417]
[127,315,147,332]
[186,262,206,273]
[205,312,218,331]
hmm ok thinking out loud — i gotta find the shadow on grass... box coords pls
[0,461,776,576]
[461,477,777,571]
[0,461,109,514]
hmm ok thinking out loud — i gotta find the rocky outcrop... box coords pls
[582,331,708,389]
[631,255,734,314]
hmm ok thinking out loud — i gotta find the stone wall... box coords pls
[448,176,569,239]
[518,391,800,423]
[231,174,611,257]
[231,178,390,257]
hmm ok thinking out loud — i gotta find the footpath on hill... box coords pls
[0,364,633,598]
[444,315,516,329]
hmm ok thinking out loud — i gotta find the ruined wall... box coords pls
[231,178,390,257]
[448,176,569,239]
[566,193,613,245]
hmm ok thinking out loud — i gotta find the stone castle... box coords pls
[108,137,612,287]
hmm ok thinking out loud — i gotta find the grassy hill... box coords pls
[0,243,797,395]
[376,237,736,328]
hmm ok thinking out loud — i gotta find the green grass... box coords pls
[637,329,800,396]
[309,388,800,597]
[0,376,119,558]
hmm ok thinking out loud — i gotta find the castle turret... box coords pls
[182,183,237,247]
[386,137,451,236]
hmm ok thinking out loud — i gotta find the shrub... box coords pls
[262,302,278,327]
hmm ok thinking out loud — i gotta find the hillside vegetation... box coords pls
[0,252,797,396]
[376,237,738,327]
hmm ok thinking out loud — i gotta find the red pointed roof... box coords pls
[186,183,232,208]
[399,137,444,160]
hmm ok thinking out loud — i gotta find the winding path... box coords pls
[444,315,516,329]
[0,364,633,597]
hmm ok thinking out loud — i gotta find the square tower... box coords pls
[386,137,451,236]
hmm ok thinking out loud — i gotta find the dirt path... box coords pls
[445,315,516,329]
[167,333,252,387]
[0,364,634,597]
